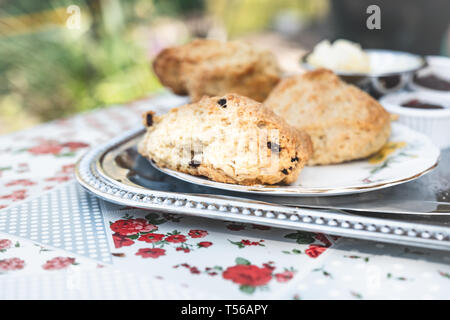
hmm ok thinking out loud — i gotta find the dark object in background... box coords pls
[329,0,450,56]
[414,74,450,91]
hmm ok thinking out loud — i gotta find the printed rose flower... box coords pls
[5,179,36,187]
[163,213,182,222]
[138,233,165,243]
[262,263,275,271]
[0,189,27,201]
[113,234,135,248]
[314,233,332,247]
[0,239,12,250]
[0,257,25,271]
[28,143,63,155]
[42,257,76,270]
[189,266,200,274]
[176,247,190,253]
[305,244,327,258]
[165,234,187,243]
[198,241,213,248]
[135,248,166,259]
[251,224,271,230]
[223,265,272,286]
[226,224,246,231]
[110,219,157,236]
[45,176,71,183]
[188,229,208,238]
[275,271,294,283]
[61,164,75,174]
[241,240,262,246]
[60,142,89,151]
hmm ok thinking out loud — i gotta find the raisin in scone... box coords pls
[264,69,391,165]
[138,94,312,185]
[152,39,281,102]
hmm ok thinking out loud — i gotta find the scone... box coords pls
[138,94,312,185]
[264,69,391,165]
[152,39,281,102]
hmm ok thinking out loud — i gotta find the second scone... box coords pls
[264,69,391,165]
[138,94,312,185]
[152,39,281,102]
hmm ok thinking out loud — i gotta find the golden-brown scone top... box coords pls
[264,69,391,165]
[152,39,281,102]
[138,94,312,185]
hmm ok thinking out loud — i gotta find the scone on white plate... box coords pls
[264,69,391,165]
[138,94,312,185]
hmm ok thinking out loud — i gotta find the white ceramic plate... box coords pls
[150,123,440,196]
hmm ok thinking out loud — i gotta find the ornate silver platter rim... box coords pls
[75,128,450,251]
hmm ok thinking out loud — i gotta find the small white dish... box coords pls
[380,91,450,150]
[301,49,426,95]
[150,123,440,196]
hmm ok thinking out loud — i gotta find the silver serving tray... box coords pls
[75,127,450,251]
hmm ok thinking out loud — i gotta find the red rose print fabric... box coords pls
[197,241,213,248]
[2,93,450,300]
[165,234,187,243]
[0,239,12,251]
[28,142,63,155]
[173,257,296,294]
[136,248,166,259]
[0,97,159,211]
[275,271,295,283]
[110,219,157,236]
[0,257,25,271]
[223,264,273,286]
[113,234,135,248]
[109,214,215,256]
[138,233,165,243]
[305,245,327,258]
[42,257,76,270]
[0,233,101,278]
[188,230,208,238]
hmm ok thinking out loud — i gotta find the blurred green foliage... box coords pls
[0,0,167,132]
[152,0,205,16]
[208,0,328,37]
[0,0,327,133]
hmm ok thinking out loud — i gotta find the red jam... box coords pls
[414,74,450,91]
[401,99,444,110]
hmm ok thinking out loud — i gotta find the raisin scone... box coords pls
[264,69,391,165]
[138,94,312,185]
[152,39,281,102]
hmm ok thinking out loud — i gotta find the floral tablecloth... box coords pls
[0,92,449,299]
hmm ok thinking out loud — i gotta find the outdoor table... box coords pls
[0,92,449,300]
